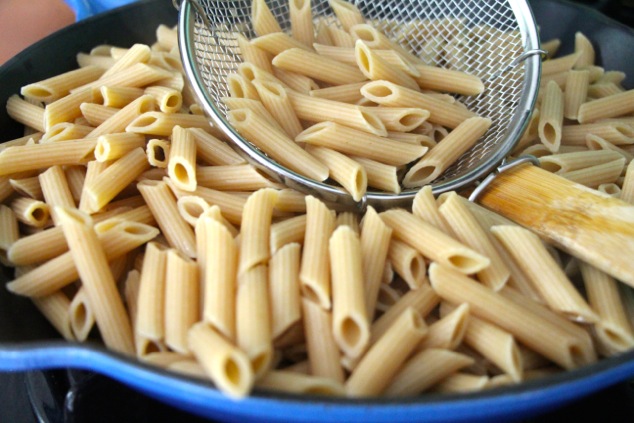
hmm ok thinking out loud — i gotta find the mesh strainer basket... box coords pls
[176,0,542,210]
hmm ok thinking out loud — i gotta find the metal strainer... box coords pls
[176,0,542,210]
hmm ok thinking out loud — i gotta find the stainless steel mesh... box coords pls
[178,0,541,209]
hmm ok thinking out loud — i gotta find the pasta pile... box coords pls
[224,0,490,200]
[1,0,634,402]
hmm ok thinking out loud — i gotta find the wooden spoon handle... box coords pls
[477,164,634,286]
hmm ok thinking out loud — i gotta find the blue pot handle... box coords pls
[63,0,139,20]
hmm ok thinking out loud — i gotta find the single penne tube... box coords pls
[164,249,199,354]
[237,34,273,73]
[56,207,135,355]
[346,307,427,397]
[101,43,152,78]
[418,303,470,351]
[380,208,490,275]
[301,298,345,382]
[188,322,254,398]
[45,89,95,130]
[189,127,245,166]
[367,107,430,132]
[76,52,115,69]
[135,241,169,342]
[574,32,595,67]
[559,157,625,188]
[144,85,182,114]
[167,180,246,225]
[10,176,42,201]
[539,149,624,173]
[385,348,475,396]
[564,70,590,120]
[355,41,420,91]
[437,192,510,291]
[270,214,306,254]
[296,121,426,166]
[413,65,485,96]
[197,164,279,191]
[491,225,598,323]
[411,185,454,234]
[289,0,313,47]
[429,263,593,370]
[238,188,278,275]
[403,117,492,187]
[237,264,274,379]
[223,96,287,134]
[269,242,302,339]
[0,205,19,264]
[126,111,213,136]
[370,279,439,344]
[202,217,238,341]
[6,95,45,132]
[329,0,364,31]
[0,139,97,176]
[299,196,335,309]
[69,287,96,342]
[349,23,421,66]
[71,63,173,94]
[227,109,329,181]
[305,145,367,202]
[580,262,634,355]
[538,80,564,152]
[388,238,427,290]
[432,372,490,394]
[312,43,357,66]
[360,206,393,317]
[251,32,310,56]
[588,82,625,98]
[146,138,170,168]
[273,48,367,86]
[256,370,345,396]
[100,85,145,108]
[228,73,260,100]
[87,94,156,138]
[360,80,476,129]
[252,79,303,138]
[10,197,50,228]
[542,51,582,76]
[168,125,197,192]
[21,65,105,103]
[39,165,75,225]
[41,123,93,143]
[80,103,118,126]
[95,132,146,162]
[156,24,178,51]
[32,291,75,341]
[286,90,386,136]
[561,122,634,146]
[351,156,401,194]
[375,283,401,312]
[577,89,634,123]
[137,179,197,258]
[309,81,366,103]
[251,0,282,36]
[7,226,66,266]
[621,160,634,204]
[85,147,150,212]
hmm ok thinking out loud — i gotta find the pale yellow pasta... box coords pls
[542,51,582,76]
[80,103,118,126]
[351,156,401,194]
[238,188,278,275]
[411,185,453,234]
[95,132,146,162]
[87,94,156,138]
[355,41,420,91]
[251,32,310,56]
[146,138,170,168]
[273,67,320,93]
[164,249,199,354]
[559,157,625,188]
[7,226,66,266]
[361,80,476,129]
[437,192,510,291]
[85,148,150,212]
[69,287,96,342]
[77,52,116,69]
[621,160,634,204]
[306,145,367,202]
[367,107,430,133]
[289,0,313,47]
[135,241,169,343]
[32,291,75,341]
[71,63,172,93]
[588,82,625,98]
[227,109,329,181]
[286,90,386,136]
[252,79,303,138]
[388,238,427,290]
[144,85,182,114]
[403,117,491,187]
[349,23,420,66]
[578,89,634,123]
[273,48,367,86]
[251,0,282,36]
[102,43,152,78]
[137,180,197,258]
[491,225,598,323]
[269,242,302,339]
[580,262,634,355]
[301,298,345,382]
[10,197,50,228]
[100,86,144,108]
[297,196,335,309]
[418,303,469,351]
[385,348,474,397]
[328,26,356,47]
[188,321,254,398]
[574,32,595,68]
[202,217,238,340]
[228,73,260,100]
[6,95,45,132]
[10,176,42,200]
[539,149,623,173]
[167,181,246,226]
[297,121,426,166]
[538,80,564,152]
[189,127,246,166]
[197,165,279,192]
[126,111,213,136]
[564,70,589,120]
[347,307,427,397]
[329,0,365,31]
[21,65,105,103]
[223,96,287,134]
[237,264,273,378]
[413,65,485,96]
[39,165,75,225]
[55,207,135,355]
[429,263,594,370]
[0,205,19,264]
[237,34,273,73]
[309,81,366,103]
[167,126,197,192]
[432,373,490,394]
[41,123,92,143]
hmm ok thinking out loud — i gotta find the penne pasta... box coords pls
[269,242,302,340]
[306,145,367,202]
[164,249,199,354]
